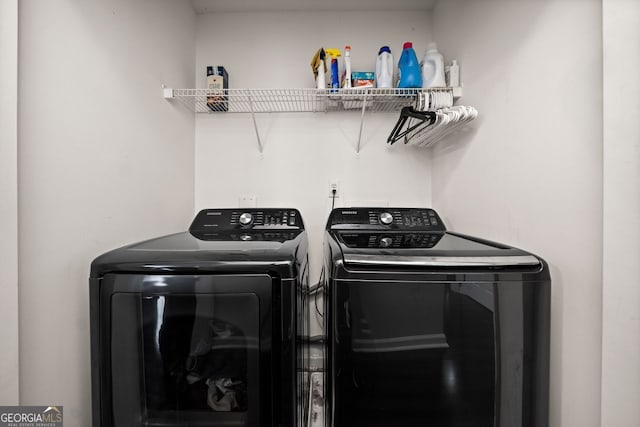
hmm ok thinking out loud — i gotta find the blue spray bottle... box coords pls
[325,48,342,91]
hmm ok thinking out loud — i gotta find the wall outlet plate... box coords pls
[328,180,340,198]
[239,195,257,208]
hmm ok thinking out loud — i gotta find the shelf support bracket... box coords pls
[162,85,174,99]
[356,91,368,153]
[248,94,263,153]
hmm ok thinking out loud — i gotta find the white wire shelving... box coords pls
[163,87,459,113]
[163,87,462,153]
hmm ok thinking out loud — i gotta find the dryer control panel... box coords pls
[190,208,304,232]
[327,208,446,231]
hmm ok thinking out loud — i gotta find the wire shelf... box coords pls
[165,87,456,114]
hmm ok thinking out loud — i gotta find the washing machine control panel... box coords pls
[338,232,444,248]
[327,208,446,231]
[190,208,304,232]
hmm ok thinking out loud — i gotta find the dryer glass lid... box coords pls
[127,230,302,252]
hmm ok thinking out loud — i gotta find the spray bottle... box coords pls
[342,45,352,88]
[325,48,342,90]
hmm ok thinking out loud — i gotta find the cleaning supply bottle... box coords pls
[448,59,460,87]
[341,45,352,88]
[325,48,342,90]
[206,66,229,111]
[376,46,394,88]
[317,56,326,89]
[421,42,446,88]
[397,42,422,88]
[310,48,327,89]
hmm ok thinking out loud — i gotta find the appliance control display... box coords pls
[338,232,444,249]
[190,209,304,233]
[190,230,303,242]
[329,208,445,231]
[369,209,438,227]
[229,210,298,227]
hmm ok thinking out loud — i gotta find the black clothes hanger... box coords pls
[387,106,437,145]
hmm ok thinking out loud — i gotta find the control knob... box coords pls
[379,212,394,225]
[239,212,253,226]
[379,237,393,248]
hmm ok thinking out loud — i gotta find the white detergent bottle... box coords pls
[422,42,446,88]
[376,46,394,88]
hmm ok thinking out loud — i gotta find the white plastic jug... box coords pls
[376,46,394,88]
[422,42,446,88]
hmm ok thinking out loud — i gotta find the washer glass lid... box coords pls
[335,231,541,267]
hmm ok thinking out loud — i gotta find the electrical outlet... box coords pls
[328,180,340,198]
[239,195,257,208]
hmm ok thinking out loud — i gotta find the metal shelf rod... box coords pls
[356,91,368,154]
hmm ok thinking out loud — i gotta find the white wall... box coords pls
[0,0,20,405]
[431,1,602,426]
[195,11,434,280]
[18,1,196,424]
[601,0,640,425]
